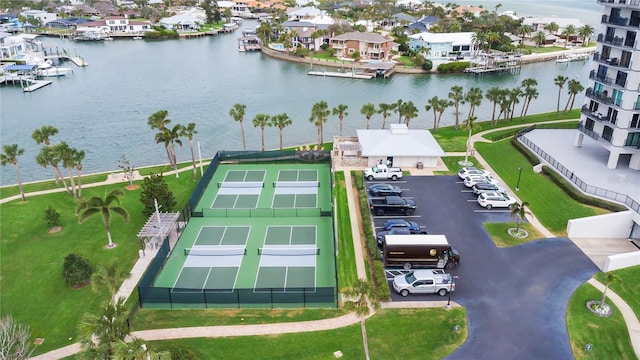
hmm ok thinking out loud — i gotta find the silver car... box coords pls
[392,269,455,297]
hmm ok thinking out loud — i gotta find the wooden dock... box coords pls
[0,74,52,92]
[308,70,373,79]
[465,53,522,75]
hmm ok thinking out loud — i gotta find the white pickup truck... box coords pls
[363,165,403,181]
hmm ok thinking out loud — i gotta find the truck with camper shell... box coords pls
[363,164,403,181]
[382,234,460,270]
[369,196,416,216]
[392,269,456,297]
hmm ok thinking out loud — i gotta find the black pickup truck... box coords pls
[369,196,416,216]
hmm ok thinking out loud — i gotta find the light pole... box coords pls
[446,276,458,309]
[516,167,522,191]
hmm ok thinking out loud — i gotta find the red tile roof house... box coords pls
[330,32,393,61]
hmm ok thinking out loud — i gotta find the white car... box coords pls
[458,167,491,179]
[477,192,517,209]
[463,175,499,188]
[392,269,455,297]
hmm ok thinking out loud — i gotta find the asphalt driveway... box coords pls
[368,175,598,359]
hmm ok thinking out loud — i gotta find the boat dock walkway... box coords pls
[0,74,52,92]
[308,70,373,79]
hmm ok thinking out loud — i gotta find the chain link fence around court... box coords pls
[517,130,640,214]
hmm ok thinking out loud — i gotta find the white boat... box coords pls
[36,62,73,77]
[133,36,143,40]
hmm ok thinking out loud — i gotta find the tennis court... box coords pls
[272,170,319,209]
[210,170,266,209]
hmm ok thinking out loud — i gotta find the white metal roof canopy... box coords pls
[137,212,180,240]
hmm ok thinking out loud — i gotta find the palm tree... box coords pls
[74,149,86,198]
[401,101,418,127]
[565,79,584,112]
[464,87,483,119]
[252,113,271,151]
[92,260,130,306]
[270,113,292,150]
[485,31,500,53]
[377,103,392,129]
[332,104,349,135]
[561,24,577,48]
[0,144,26,201]
[75,189,130,248]
[147,110,171,131]
[58,142,78,198]
[448,85,464,130]
[520,78,538,119]
[485,86,502,125]
[392,99,404,124]
[578,24,595,46]
[343,279,380,360]
[112,338,171,360]
[510,201,529,236]
[36,146,71,195]
[508,87,522,121]
[544,21,559,36]
[360,103,376,130]
[309,101,330,146]
[77,298,129,359]
[554,75,569,113]
[155,124,184,176]
[532,31,546,50]
[598,272,621,310]
[229,103,248,150]
[516,25,532,47]
[461,116,478,166]
[181,122,198,180]
[31,125,60,183]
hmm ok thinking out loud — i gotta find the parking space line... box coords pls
[473,209,511,213]
[461,190,474,193]
[467,199,478,202]
[373,215,421,219]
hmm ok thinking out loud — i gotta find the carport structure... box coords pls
[137,211,181,254]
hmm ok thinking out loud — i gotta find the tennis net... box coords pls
[273,181,319,188]
[185,246,247,256]
[217,181,264,188]
[258,246,319,256]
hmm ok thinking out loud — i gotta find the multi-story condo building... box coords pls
[575,0,640,170]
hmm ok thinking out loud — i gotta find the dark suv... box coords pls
[369,196,416,216]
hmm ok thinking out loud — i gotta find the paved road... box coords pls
[370,175,598,359]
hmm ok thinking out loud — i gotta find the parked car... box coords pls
[368,183,402,196]
[458,167,491,179]
[392,269,456,297]
[477,192,517,209]
[471,182,506,195]
[369,196,416,216]
[382,219,427,233]
[463,175,499,188]
[363,165,403,181]
[376,228,411,248]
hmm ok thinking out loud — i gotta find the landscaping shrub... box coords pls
[140,173,176,216]
[62,254,92,287]
[165,346,199,360]
[510,136,541,166]
[437,61,470,73]
[354,171,379,260]
[422,59,433,71]
[44,206,61,228]
[373,260,390,300]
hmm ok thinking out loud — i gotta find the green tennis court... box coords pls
[211,194,259,209]
[224,170,266,182]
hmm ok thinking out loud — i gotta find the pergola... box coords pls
[136,211,181,254]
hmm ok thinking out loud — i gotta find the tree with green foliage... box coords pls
[360,103,376,130]
[147,110,171,131]
[92,260,130,306]
[520,78,538,119]
[532,31,546,49]
[544,21,559,36]
[343,279,380,360]
[57,142,79,198]
[270,113,292,150]
[77,298,129,359]
[76,189,130,248]
[448,85,464,130]
[461,116,479,166]
[73,149,86,198]
[485,86,502,125]
[578,24,595,46]
[561,24,577,48]
[333,104,349,134]
[510,201,529,236]
[0,315,35,360]
[223,7,232,23]
[62,253,93,287]
[565,79,584,112]
[401,101,418,127]
[252,113,272,151]
[508,87,522,121]
[181,122,198,180]
[44,205,61,229]
[155,124,184,176]
[554,75,568,113]
[0,144,26,201]
[32,124,61,183]
[140,173,176,217]
[112,338,171,360]
[377,103,392,129]
[392,99,404,124]
[598,272,620,310]
[464,87,483,119]
[516,25,532,46]
[425,96,452,132]
[36,145,71,195]
[229,103,248,150]
[309,101,330,146]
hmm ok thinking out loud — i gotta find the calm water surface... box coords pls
[0,14,595,184]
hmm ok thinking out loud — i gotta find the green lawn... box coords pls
[436,156,481,175]
[566,283,636,360]
[0,174,198,355]
[475,140,605,235]
[334,171,359,290]
[130,308,466,360]
[594,265,640,321]
[483,222,545,247]
[521,45,567,53]
[432,109,580,152]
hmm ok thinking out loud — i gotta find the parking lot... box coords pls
[366,175,598,359]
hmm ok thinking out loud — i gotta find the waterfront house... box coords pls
[408,32,476,59]
[104,16,151,33]
[330,32,393,60]
[380,13,416,30]
[522,16,584,37]
[45,17,92,30]
[286,7,325,21]
[452,5,485,18]
[0,32,26,59]
[281,21,325,51]
[406,15,439,34]
[75,20,110,34]
[20,10,56,25]
[159,13,202,31]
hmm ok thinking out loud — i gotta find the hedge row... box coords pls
[373,260,391,300]
[511,137,627,212]
[436,61,471,73]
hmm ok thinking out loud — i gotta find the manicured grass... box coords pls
[436,156,481,175]
[594,265,640,321]
[131,308,466,360]
[334,171,358,290]
[0,174,197,355]
[475,139,605,235]
[521,45,567,53]
[432,109,581,152]
[483,222,545,247]
[566,283,635,360]
[132,308,348,330]
[396,56,418,66]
